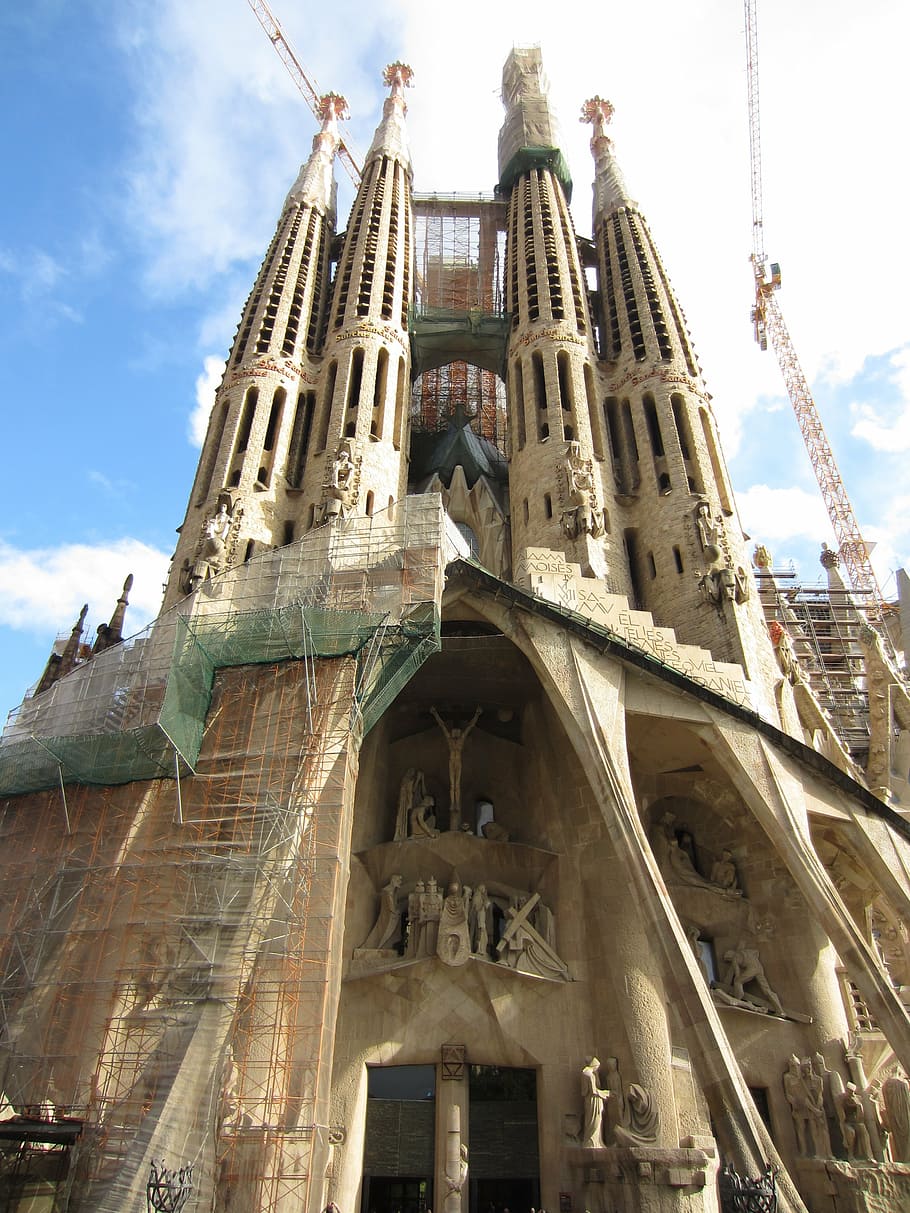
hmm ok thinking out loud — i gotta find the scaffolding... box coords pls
[0,497,452,1211]
[755,564,872,760]
[0,497,450,797]
[410,195,509,450]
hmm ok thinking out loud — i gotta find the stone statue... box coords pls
[883,1075,910,1161]
[769,621,803,685]
[437,878,472,967]
[562,442,605,540]
[408,877,442,958]
[708,849,741,894]
[323,440,359,519]
[839,1082,873,1160]
[497,893,570,980]
[395,768,428,841]
[717,943,783,1015]
[694,499,721,563]
[801,1057,832,1157]
[182,506,232,592]
[613,1083,659,1146]
[409,791,439,838]
[784,1056,813,1155]
[362,875,403,951]
[783,1055,829,1157]
[444,1104,468,1213]
[602,1056,624,1144]
[469,884,491,956]
[430,706,482,830]
[580,1057,608,1148]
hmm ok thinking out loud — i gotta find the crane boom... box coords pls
[743,0,895,653]
[246,0,362,185]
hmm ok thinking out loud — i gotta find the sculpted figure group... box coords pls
[579,1056,658,1149]
[782,1053,910,1164]
[356,873,568,980]
[654,812,742,899]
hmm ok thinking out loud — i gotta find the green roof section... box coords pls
[0,499,449,796]
[497,146,573,201]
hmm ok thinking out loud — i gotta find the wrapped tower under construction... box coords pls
[3,47,910,1213]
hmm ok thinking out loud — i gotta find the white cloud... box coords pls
[0,539,170,635]
[736,484,834,548]
[190,355,226,447]
[850,346,910,453]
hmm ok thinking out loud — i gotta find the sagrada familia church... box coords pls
[1,45,910,1213]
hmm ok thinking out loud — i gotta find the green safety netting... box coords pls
[0,498,451,796]
[497,146,573,201]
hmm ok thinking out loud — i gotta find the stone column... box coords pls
[435,1075,468,1213]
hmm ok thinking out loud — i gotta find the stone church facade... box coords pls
[1,47,910,1213]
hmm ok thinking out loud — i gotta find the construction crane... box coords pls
[246,0,362,185]
[743,0,897,660]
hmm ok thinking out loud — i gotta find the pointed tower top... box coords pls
[93,573,133,655]
[285,92,347,212]
[582,95,637,220]
[498,47,571,197]
[366,63,414,171]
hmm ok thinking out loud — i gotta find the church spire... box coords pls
[582,96,637,220]
[285,92,346,213]
[584,93,777,691]
[93,573,133,654]
[163,94,345,607]
[296,63,416,529]
[498,49,612,581]
[366,62,413,173]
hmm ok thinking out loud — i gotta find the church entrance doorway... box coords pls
[467,1066,539,1213]
[362,1175,432,1213]
[471,1177,539,1213]
[362,1065,435,1213]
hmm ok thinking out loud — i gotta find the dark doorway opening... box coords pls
[363,1175,433,1213]
[471,1176,540,1213]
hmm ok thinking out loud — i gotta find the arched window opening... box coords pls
[643,393,664,457]
[392,356,407,451]
[453,520,479,559]
[585,364,604,460]
[624,527,644,610]
[532,350,546,412]
[346,348,365,415]
[700,408,732,512]
[373,347,390,441]
[513,359,526,451]
[263,386,286,452]
[287,391,315,489]
[235,387,258,455]
[316,362,337,453]
[544,493,553,519]
[365,490,375,516]
[557,350,573,412]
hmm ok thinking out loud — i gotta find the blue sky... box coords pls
[1,0,908,720]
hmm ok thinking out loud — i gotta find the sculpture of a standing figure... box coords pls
[430,706,482,830]
[580,1057,608,1148]
[362,875,403,951]
[883,1075,910,1161]
[839,1082,873,1160]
